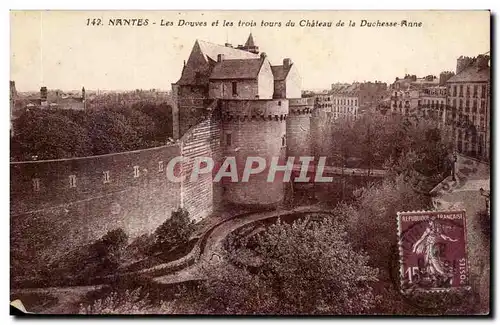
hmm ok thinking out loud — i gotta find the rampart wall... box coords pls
[11,144,182,276]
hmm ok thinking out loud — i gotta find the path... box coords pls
[292,164,387,178]
[10,205,331,312]
[153,205,329,284]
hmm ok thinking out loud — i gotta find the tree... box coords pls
[202,217,380,315]
[85,110,140,155]
[11,108,92,160]
[348,175,430,268]
[151,208,194,254]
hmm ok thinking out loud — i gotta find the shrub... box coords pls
[150,208,194,254]
[78,288,176,315]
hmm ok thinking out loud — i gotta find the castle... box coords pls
[170,33,314,214]
[10,34,315,276]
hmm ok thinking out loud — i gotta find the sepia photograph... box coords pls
[9,10,491,316]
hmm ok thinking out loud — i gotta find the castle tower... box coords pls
[220,99,288,207]
[287,98,314,157]
[173,35,306,211]
[236,33,260,54]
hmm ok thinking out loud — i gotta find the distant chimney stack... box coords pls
[40,86,47,100]
[456,56,474,74]
[439,71,455,85]
[224,43,233,48]
[476,54,490,70]
[283,58,292,69]
[217,54,225,62]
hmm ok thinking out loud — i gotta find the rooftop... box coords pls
[447,65,490,83]
[210,58,264,80]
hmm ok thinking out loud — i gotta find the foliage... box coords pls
[10,108,92,160]
[348,175,430,268]
[151,208,194,254]
[329,113,453,176]
[47,228,129,280]
[202,217,380,315]
[10,102,173,161]
[79,288,176,314]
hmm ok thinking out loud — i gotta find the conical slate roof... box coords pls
[245,33,255,47]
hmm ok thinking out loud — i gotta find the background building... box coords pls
[445,54,490,160]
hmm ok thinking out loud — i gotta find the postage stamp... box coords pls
[397,210,470,293]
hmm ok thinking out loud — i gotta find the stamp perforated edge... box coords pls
[396,209,471,294]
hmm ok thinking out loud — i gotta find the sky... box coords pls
[10,10,490,92]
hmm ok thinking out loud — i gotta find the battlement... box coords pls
[220,99,288,121]
[289,97,314,115]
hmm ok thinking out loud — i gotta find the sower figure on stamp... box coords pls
[412,218,458,287]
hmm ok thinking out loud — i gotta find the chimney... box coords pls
[476,54,490,70]
[217,54,225,62]
[40,86,47,100]
[439,71,455,85]
[224,43,233,48]
[283,58,292,69]
[456,56,474,74]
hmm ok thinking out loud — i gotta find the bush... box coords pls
[150,208,194,255]
[78,288,176,315]
[203,217,380,315]
[45,228,129,282]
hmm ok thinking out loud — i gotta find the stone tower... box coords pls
[173,34,311,209]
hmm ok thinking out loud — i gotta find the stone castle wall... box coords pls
[11,144,182,275]
[10,95,317,276]
[179,110,223,221]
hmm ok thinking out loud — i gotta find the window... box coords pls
[281,135,286,147]
[459,85,463,97]
[453,99,457,108]
[472,100,478,112]
[69,175,77,188]
[479,134,484,156]
[459,99,463,111]
[465,99,470,112]
[453,85,457,97]
[103,171,110,183]
[466,85,470,97]
[232,81,238,96]
[225,132,232,147]
[473,85,478,98]
[481,85,487,98]
[32,178,40,192]
[278,101,281,106]
[158,161,164,172]
[133,166,140,178]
